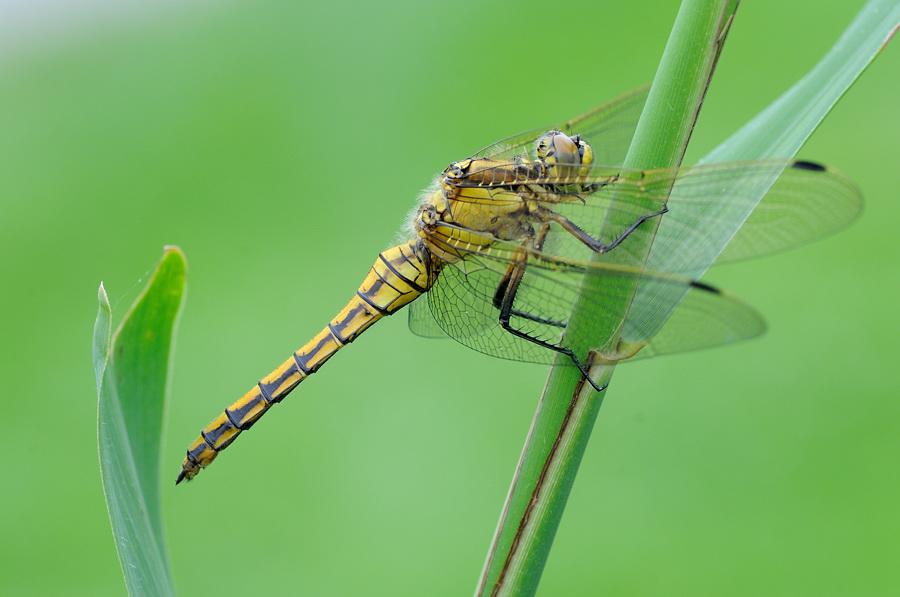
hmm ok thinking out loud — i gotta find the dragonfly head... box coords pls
[444,159,471,180]
[535,131,594,180]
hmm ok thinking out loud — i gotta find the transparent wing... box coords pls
[409,84,861,366]
[408,237,765,364]
[713,161,861,263]
[408,295,448,338]
[409,160,860,363]
[625,282,766,361]
[445,159,861,276]
[468,85,650,166]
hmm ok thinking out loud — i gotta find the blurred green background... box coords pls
[2,0,897,594]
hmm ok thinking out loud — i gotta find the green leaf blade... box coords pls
[636,0,898,343]
[704,0,900,164]
[95,247,186,597]
[93,283,112,393]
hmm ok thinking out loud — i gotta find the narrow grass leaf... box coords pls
[95,247,186,597]
[637,0,899,346]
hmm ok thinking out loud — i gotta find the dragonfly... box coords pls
[177,85,861,483]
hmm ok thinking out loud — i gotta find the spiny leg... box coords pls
[536,204,668,254]
[493,227,607,392]
[492,224,564,328]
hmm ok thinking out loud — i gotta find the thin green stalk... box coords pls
[475,2,738,595]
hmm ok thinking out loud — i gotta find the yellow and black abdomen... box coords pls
[177,240,434,483]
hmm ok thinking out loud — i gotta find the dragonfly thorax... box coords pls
[411,130,599,263]
[411,162,536,264]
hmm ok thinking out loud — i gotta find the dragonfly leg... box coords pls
[493,232,607,392]
[534,221,551,251]
[492,224,550,307]
[499,316,608,392]
[537,205,668,253]
[492,225,565,328]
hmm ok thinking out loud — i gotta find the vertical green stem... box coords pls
[475,2,738,595]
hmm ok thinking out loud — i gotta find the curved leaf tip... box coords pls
[95,248,185,597]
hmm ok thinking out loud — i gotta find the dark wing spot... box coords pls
[792,160,827,172]
[689,280,721,295]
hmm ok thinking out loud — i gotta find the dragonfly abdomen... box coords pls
[176,240,434,483]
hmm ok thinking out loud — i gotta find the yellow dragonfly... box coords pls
[177,86,861,483]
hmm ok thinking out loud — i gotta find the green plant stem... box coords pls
[475,2,738,595]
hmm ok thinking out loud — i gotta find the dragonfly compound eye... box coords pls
[573,135,594,168]
[535,131,564,162]
[536,131,591,180]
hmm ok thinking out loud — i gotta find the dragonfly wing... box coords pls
[417,236,618,365]
[558,84,651,167]
[415,103,861,368]
[422,243,567,365]
[617,160,862,341]
[493,159,861,289]
[470,85,650,166]
[454,159,859,280]
[414,231,765,366]
[714,161,862,264]
[620,280,766,361]
[642,160,862,278]
[408,296,449,339]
